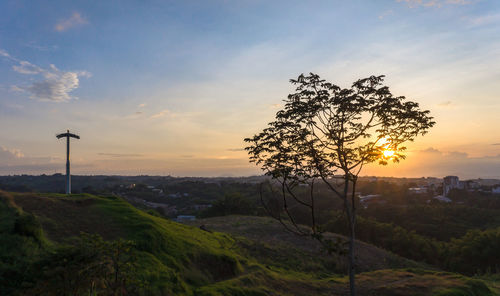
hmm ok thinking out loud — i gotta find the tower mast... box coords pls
[56,130,80,194]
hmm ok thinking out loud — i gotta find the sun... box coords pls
[378,137,396,159]
[383,149,395,158]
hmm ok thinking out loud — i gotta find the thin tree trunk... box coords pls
[343,175,356,296]
[349,176,358,296]
[348,215,356,296]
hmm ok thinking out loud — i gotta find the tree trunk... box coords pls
[348,215,356,296]
[343,176,356,296]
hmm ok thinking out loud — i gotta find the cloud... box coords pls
[378,10,394,20]
[468,13,500,27]
[0,50,92,102]
[396,0,475,8]
[0,49,11,58]
[365,147,500,179]
[19,65,91,102]
[97,153,143,158]
[150,109,170,119]
[24,42,58,52]
[437,101,453,107]
[492,143,500,146]
[227,148,245,152]
[55,12,88,32]
[10,85,24,92]
[138,103,146,108]
[0,146,24,160]
[12,61,43,74]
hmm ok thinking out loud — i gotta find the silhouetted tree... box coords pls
[245,73,434,295]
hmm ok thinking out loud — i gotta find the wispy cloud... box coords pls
[138,103,146,108]
[365,147,500,179]
[0,49,11,58]
[227,148,245,152]
[396,0,475,8]
[24,41,58,52]
[150,109,170,119]
[98,153,143,158]
[468,13,500,27]
[378,10,394,20]
[12,61,43,74]
[437,101,453,107]
[55,12,88,32]
[492,143,500,146]
[0,146,24,159]
[1,49,91,102]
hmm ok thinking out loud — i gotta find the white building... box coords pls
[409,187,427,194]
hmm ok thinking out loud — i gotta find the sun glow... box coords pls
[383,149,395,158]
[378,137,396,159]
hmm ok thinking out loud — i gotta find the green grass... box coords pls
[0,190,497,296]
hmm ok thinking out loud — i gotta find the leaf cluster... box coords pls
[245,73,435,182]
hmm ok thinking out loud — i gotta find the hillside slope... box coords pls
[0,190,495,296]
[184,215,427,273]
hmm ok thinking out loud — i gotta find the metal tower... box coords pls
[56,130,80,194]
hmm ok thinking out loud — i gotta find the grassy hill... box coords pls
[0,190,495,295]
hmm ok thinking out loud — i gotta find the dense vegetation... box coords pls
[326,211,500,275]
[1,190,496,295]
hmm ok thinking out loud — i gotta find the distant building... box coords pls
[433,195,452,203]
[443,176,460,196]
[463,180,480,191]
[176,215,196,222]
[409,187,427,194]
[492,185,500,194]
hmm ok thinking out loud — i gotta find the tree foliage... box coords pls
[245,73,435,295]
[29,233,141,296]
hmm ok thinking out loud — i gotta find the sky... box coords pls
[0,0,500,179]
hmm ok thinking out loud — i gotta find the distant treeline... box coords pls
[326,211,500,275]
[200,183,500,276]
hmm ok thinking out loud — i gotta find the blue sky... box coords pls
[1,0,500,178]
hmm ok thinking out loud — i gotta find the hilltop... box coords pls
[0,190,496,295]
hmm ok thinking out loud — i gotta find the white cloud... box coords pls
[12,61,43,74]
[1,49,92,102]
[0,49,11,58]
[19,65,91,102]
[55,12,88,32]
[150,109,170,119]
